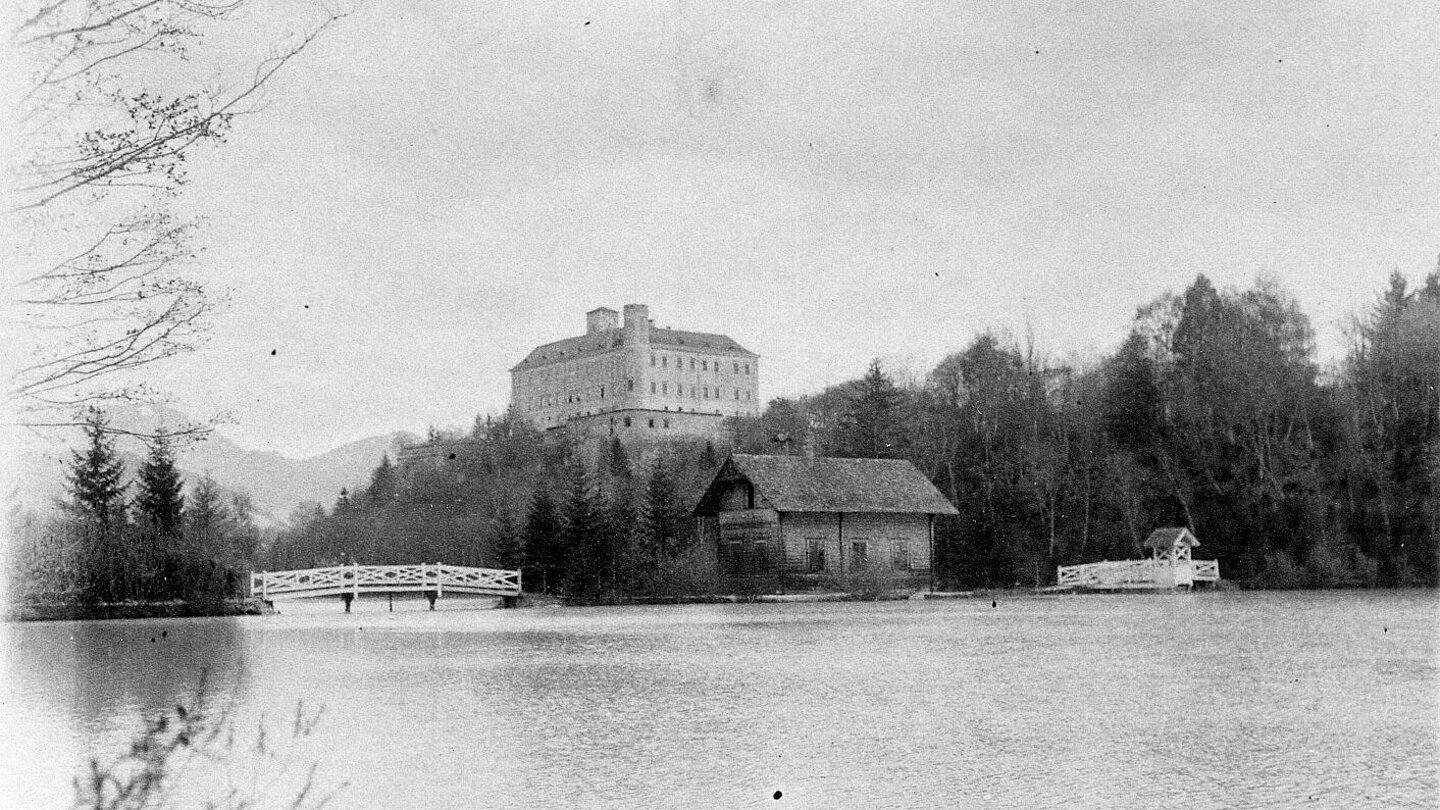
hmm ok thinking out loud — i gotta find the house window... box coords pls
[891,539,911,570]
[807,539,826,572]
[851,541,869,566]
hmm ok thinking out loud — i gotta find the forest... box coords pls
[8,268,1437,606]
[267,269,1439,594]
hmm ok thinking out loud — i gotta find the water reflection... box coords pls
[5,592,1438,809]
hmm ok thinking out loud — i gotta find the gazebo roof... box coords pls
[1143,527,1200,549]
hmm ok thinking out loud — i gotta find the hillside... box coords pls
[10,404,417,527]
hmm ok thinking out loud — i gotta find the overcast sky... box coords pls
[129,0,1439,457]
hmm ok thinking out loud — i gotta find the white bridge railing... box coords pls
[1056,558,1220,589]
[252,563,522,602]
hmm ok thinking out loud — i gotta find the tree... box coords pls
[66,407,129,601]
[641,459,686,567]
[560,463,602,598]
[833,360,907,458]
[367,454,398,504]
[134,429,185,597]
[606,437,632,479]
[521,489,563,594]
[8,0,349,423]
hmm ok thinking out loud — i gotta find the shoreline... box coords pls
[4,597,272,623]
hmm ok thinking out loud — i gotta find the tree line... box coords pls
[265,416,726,602]
[6,409,262,606]
[271,269,1436,594]
[11,268,1436,603]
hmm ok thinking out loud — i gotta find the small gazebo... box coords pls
[1143,527,1201,563]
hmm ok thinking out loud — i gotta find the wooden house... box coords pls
[1056,527,1220,590]
[693,454,959,591]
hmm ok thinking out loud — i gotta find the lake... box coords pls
[3,591,1436,808]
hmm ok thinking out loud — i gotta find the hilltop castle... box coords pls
[509,304,759,442]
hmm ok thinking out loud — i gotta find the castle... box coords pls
[509,304,759,442]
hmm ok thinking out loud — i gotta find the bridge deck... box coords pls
[252,563,522,601]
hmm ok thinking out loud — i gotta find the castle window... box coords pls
[627,379,634,391]
[650,382,657,393]
[663,419,671,428]
[677,384,683,395]
[701,360,708,371]
[689,358,695,370]
[744,364,750,374]
[650,355,656,366]
[662,357,668,368]
[734,388,740,400]
[624,417,632,427]
[600,386,605,398]
[648,419,655,428]
[662,383,668,394]
[734,362,740,373]
[703,386,709,398]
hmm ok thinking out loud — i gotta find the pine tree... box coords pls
[561,464,601,597]
[367,454,398,504]
[492,505,523,570]
[135,430,186,598]
[607,437,631,479]
[185,474,230,597]
[522,488,563,593]
[66,408,129,602]
[643,460,685,562]
[698,440,719,469]
[135,431,185,536]
[842,359,906,458]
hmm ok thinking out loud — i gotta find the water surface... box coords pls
[4,591,1435,808]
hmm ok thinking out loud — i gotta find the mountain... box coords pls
[9,404,418,527]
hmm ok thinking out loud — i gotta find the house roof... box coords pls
[1144,527,1200,548]
[695,454,959,516]
[511,327,756,371]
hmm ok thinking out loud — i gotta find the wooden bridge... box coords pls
[251,563,522,610]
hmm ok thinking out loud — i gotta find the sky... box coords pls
[103,0,1440,457]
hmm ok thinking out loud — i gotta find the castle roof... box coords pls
[511,326,756,371]
[694,454,959,516]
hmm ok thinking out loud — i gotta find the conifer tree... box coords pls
[492,505,523,571]
[67,408,129,602]
[561,464,602,597]
[368,454,398,504]
[522,488,563,593]
[698,440,720,469]
[607,437,632,479]
[135,430,186,598]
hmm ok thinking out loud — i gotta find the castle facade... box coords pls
[509,304,759,441]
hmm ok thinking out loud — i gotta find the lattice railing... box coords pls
[252,563,521,600]
[1056,558,1219,587]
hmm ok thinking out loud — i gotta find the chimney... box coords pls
[586,307,619,334]
[622,304,650,344]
